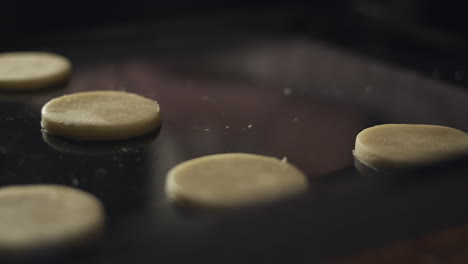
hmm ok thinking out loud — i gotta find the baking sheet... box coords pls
[1,14,468,264]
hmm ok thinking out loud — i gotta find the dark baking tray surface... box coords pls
[2,11,468,264]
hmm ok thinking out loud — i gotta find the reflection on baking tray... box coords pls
[63,59,367,176]
[42,128,160,155]
[111,60,367,176]
[327,222,468,264]
[354,156,468,181]
[161,38,468,131]
[0,79,68,101]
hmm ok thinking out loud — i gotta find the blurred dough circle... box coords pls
[0,184,105,255]
[166,153,308,209]
[41,91,161,141]
[354,124,468,171]
[0,52,71,90]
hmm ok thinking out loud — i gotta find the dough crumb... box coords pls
[71,178,79,186]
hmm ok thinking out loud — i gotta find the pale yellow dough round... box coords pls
[0,52,71,90]
[354,124,468,171]
[0,185,105,256]
[41,91,161,141]
[166,153,308,209]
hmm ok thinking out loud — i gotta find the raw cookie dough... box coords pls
[0,185,105,256]
[354,124,468,171]
[41,91,161,141]
[166,153,308,209]
[0,52,71,90]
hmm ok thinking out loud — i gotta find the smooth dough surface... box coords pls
[354,124,468,171]
[0,185,105,256]
[166,153,308,209]
[41,91,161,141]
[0,52,71,90]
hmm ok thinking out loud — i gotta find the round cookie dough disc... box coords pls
[354,124,468,171]
[0,52,71,90]
[166,153,308,209]
[0,185,105,256]
[41,91,161,141]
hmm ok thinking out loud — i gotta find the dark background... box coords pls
[3,1,468,88]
